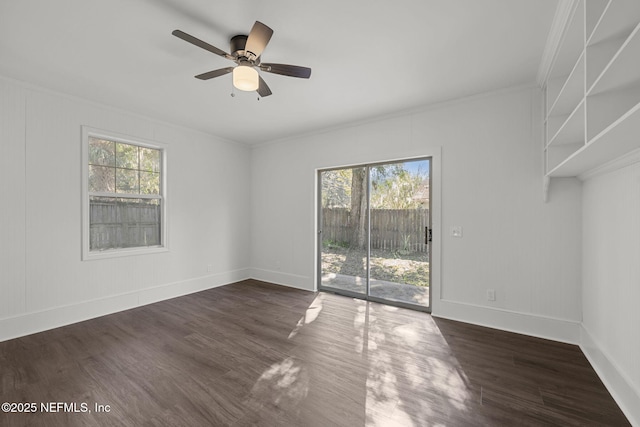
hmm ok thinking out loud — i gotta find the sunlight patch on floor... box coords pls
[251,357,309,407]
[288,294,324,339]
[360,303,472,425]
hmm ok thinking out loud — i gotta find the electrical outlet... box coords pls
[486,289,496,301]
[207,264,213,273]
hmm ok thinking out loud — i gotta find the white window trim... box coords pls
[81,126,168,260]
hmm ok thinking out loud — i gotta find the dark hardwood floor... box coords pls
[0,280,630,426]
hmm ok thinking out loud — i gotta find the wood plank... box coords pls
[0,280,630,426]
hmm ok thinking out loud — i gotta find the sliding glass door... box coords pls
[318,158,431,311]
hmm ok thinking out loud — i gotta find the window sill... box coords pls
[82,246,168,261]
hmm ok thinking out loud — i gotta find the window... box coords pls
[82,127,167,259]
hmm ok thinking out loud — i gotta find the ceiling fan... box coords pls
[172,21,311,97]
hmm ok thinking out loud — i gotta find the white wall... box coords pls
[582,159,640,425]
[0,76,252,341]
[250,86,583,343]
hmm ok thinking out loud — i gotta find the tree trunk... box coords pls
[349,168,367,249]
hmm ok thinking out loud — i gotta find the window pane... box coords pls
[116,143,138,169]
[140,171,160,195]
[140,147,160,172]
[89,137,115,166]
[89,196,161,251]
[89,196,117,250]
[89,165,115,192]
[116,168,139,193]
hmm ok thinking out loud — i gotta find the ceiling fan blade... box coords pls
[257,76,272,97]
[260,63,311,79]
[244,21,273,59]
[172,30,231,59]
[195,67,234,80]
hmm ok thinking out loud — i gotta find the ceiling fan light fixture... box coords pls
[233,65,259,91]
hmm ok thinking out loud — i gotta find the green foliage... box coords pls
[370,164,428,209]
[321,169,352,208]
[322,239,350,249]
[88,137,160,195]
[321,162,429,210]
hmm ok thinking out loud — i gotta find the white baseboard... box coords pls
[433,299,581,344]
[137,268,250,305]
[249,268,314,291]
[580,325,640,426]
[0,268,250,342]
[0,292,140,343]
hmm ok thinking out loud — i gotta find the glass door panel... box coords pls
[319,167,368,297]
[368,160,430,308]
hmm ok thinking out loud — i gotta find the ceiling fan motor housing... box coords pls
[230,35,249,59]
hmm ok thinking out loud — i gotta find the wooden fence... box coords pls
[322,208,430,252]
[90,199,161,250]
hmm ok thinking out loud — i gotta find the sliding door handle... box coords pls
[425,227,432,243]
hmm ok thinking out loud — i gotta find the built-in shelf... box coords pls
[588,22,640,95]
[548,52,585,118]
[585,0,610,43]
[587,85,640,141]
[587,0,640,47]
[543,0,640,200]
[546,142,584,173]
[546,1,584,114]
[586,35,626,90]
[547,100,640,177]
[547,99,585,147]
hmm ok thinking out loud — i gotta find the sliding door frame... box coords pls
[317,157,432,313]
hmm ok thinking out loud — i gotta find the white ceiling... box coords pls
[0,0,558,145]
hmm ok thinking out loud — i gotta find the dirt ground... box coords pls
[321,245,429,288]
